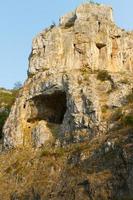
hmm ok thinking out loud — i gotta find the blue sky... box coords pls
[0,0,132,89]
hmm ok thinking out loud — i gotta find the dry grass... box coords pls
[0,136,104,191]
[0,126,132,199]
[0,147,66,199]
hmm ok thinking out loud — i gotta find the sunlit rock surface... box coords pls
[2,4,133,199]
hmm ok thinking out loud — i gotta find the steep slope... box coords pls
[1,3,133,200]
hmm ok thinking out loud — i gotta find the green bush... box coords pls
[97,70,111,82]
[0,89,19,138]
[0,109,10,138]
[123,115,133,126]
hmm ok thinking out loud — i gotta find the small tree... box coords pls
[13,81,22,90]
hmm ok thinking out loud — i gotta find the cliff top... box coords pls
[60,3,113,26]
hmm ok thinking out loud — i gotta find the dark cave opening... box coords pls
[96,43,106,49]
[27,91,67,124]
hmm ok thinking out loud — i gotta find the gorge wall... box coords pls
[3,3,133,149]
[1,3,133,200]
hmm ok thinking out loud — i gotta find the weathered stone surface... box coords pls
[3,3,133,149]
[1,3,133,199]
[32,120,52,148]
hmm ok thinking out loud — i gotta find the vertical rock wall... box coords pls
[3,3,133,149]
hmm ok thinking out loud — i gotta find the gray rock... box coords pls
[3,3,133,149]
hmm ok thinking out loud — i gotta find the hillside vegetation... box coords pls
[0,88,19,138]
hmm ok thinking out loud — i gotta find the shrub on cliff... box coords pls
[0,108,9,138]
[97,70,111,82]
[123,115,133,126]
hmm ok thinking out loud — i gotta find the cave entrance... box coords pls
[28,91,67,124]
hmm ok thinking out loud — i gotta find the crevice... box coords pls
[98,21,101,32]
[73,44,84,54]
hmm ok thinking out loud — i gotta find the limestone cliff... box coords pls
[1,3,133,200]
[3,3,133,148]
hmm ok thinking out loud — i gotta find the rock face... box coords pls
[2,3,133,200]
[3,3,133,148]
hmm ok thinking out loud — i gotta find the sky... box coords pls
[0,0,132,89]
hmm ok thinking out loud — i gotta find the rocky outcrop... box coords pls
[1,3,133,200]
[3,3,133,149]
